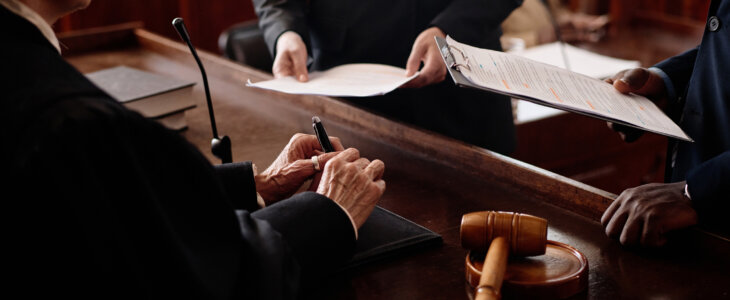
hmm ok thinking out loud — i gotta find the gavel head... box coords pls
[461,211,548,256]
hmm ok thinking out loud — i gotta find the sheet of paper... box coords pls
[508,42,641,124]
[444,36,691,141]
[247,63,417,97]
[509,42,640,79]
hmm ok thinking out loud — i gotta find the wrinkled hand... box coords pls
[273,31,309,82]
[604,68,668,142]
[601,181,698,247]
[402,27,447,89]
[316,148,386,228]
[255,133,344,204]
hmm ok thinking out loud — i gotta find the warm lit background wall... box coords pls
[54,0,710,55]
[54,0,609,54]
[55,0,258,53]
[611,0,710,33]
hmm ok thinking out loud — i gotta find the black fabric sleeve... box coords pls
[214,162,259,211]
[686,152,730,233]
[252,192,357,274]
[430,0,523,44]
[13,97,247,298]
[654,47,699,104]
[253,0,310,58]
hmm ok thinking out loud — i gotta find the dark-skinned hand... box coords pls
[604,68,668,142]
[601,181,698,247]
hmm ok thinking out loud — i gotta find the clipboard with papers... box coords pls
[436,36,692,142]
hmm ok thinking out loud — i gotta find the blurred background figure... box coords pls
[501,0,610,50]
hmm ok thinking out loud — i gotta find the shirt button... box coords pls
[708,16,720,32]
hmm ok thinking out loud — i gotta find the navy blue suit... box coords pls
[253,0,522,153]
[654,0,730,231]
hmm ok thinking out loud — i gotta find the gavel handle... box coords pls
[476,236,509,300]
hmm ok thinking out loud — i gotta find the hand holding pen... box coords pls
[312,116,386,229]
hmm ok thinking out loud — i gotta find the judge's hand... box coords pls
[601,181,698,247]
[273,31,309,82]
[255,133,344,204]
[316,148,386,228]
[604,68,668,142]
[402,27,447,89]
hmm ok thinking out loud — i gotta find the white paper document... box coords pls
[247,63,417,97]
[441,36,691,141]
[509,42,640,79]
[508,43,640,123]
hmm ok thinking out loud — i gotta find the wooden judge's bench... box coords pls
[59,25,730,299]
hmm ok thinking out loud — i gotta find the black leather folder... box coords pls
[341,206,443,270]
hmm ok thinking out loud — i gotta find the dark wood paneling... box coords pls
[56,0,257,52]
[611,0,711,34]
[179,0,257,54]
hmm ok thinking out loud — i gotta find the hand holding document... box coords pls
[247,63,418,97]
[438,36,691,141]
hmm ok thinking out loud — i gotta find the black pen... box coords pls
[312,116,335,153]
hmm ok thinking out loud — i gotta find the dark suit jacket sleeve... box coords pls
[654,47,698,105]
[214,162,260,211]
[253,0,310,58]
[250,192,356,276]
[686,151,730,231]
[431,0,523,44]
[235,192,356,298]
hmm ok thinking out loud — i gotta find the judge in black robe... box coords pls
[1,2,377,298]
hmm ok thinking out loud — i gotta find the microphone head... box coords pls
[171,17,190,43]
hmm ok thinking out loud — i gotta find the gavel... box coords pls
[461,211,548,300]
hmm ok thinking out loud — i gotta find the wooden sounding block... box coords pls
[461,211,587,300]
[466,241,589,300]
[461,212,548,300]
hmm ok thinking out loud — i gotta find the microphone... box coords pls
[172,17,232,163]
[541,0,571,71]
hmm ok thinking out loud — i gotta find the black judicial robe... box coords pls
[654,0,730,232]
[254,0,522,153]
[0,6,354,299]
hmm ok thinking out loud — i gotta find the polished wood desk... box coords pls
[60,26,730,299]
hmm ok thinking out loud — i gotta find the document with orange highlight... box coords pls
[437,36,692,142]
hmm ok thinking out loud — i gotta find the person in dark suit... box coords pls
[253,0,523,153]
[0,0,385,298]
[601,0,729,247]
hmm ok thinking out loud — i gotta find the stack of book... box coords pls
[86,66,196,131]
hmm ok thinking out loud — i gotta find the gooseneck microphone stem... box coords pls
[172,17,232,163]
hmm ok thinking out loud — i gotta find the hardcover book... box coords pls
[86,66,196,131]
